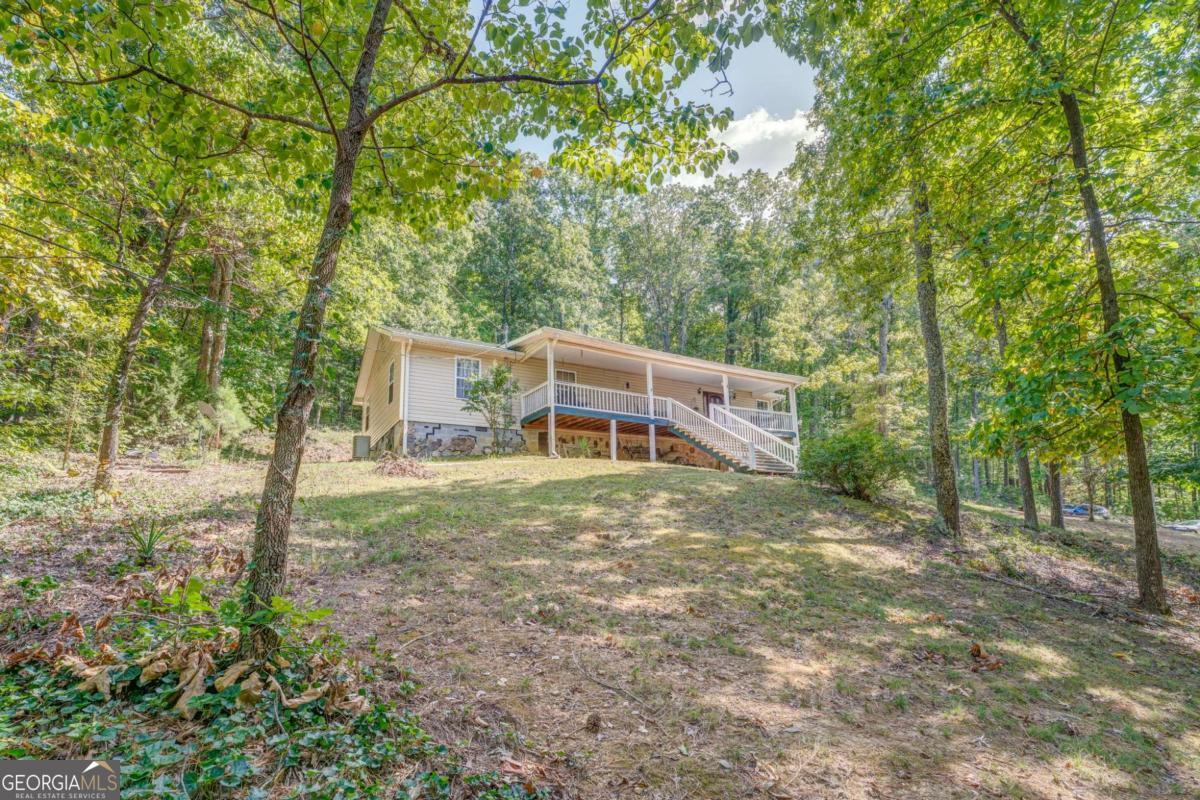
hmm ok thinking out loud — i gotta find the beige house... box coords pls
[352,326,804,473]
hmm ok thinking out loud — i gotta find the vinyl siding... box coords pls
[363,337,403,445]
[375,341,785,439]
[404,344,536,428]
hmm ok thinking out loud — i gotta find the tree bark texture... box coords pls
[94,204,189,492]
[1048,462,1064,529]
[912,183,960,535]
[996,0,1166,614]
[242,0,392,658]
[197,255,220,381]
[993,300,1039,530]
[1058,90,1167,613]
[207,253,234,393]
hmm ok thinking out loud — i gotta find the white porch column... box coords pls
[645,362,656,462]
[546,339,557,457]
[787,384,799,438]
[610,418,618,461]
[400,340,412,455]
[721,374,730,409]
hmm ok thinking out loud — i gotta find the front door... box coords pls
[703,391,725,419]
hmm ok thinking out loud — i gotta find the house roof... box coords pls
[377,326,521,357]
[354,325,804,406]
[352,327,518,404]
[505,327,804,387]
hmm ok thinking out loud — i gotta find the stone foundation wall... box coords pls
[404,421,530,458]
[552,432,722,470]
[376,419,722,470]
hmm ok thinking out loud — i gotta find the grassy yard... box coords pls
[4,453,1200,798]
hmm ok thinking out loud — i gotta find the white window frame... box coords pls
[554,368,577,383]
[455,356,482,399]
[387,361,395,405]
[755,399,770,411]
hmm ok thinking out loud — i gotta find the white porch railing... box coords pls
[521,382,550,419]
[556,382,651,417]
[519,381,796,473]
[720,405,794,432]
[521,380,652,419]
[711,405,797,468]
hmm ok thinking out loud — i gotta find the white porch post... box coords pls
[400,340,412,455]
[645,362,656,462]
[546,339,557,457]
[788,384,799,438]
[610,418,617,461]
[721,374,730,409]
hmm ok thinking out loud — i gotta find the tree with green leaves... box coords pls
[773,1,964,535]
[460,363,519,454]
[5,0,760,654]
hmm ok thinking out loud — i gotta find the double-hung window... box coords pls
[755,399,770,411]
[455,357,481,399]
[387,362,395,405]
[555,369,577,383]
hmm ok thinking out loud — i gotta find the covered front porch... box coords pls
[509,330,802,473]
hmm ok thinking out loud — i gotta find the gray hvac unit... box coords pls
[352,435,371,460]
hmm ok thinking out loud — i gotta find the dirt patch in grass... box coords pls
[4,455,1199,798]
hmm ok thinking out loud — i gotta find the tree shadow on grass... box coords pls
[272,463,1200,799]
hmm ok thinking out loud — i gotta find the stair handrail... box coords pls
[711,405,797,468]
[663,398,760,469]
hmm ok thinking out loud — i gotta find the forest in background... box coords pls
[4,152,1197,522]
[2,4,1200,795]
[0,0,1197,620]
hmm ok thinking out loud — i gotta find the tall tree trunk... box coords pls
[94,202,189,492]
[970,387,982,499]
[877,292,892,436]
[996,0,1166,614]
[197,254,220,381]
[207,253,234,393]
[242,0,391,658]
[912,182,960,535]
[244,140,366,656]
[1048,462,1064,529]
[993,300,1039,530]
[1084,455,1097,521]
[1060,91,1166,611]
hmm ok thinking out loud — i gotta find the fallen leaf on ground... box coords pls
[215,659,254,692]
[173,651,214,719]
[237,673,263,707]
[969,643,1003,672]
[58,613,84,640]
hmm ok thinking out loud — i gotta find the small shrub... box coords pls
[801,425,907,501]
[575,436,596,459]
[125,517,176,566]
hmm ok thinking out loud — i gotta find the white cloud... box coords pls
[675,108,818,185]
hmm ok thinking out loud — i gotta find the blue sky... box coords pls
[521,37,818,180]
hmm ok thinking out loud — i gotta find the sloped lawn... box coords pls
[4,454,1199,798]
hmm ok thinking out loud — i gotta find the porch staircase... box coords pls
[660,398,797,474]
[520,381,799,475]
